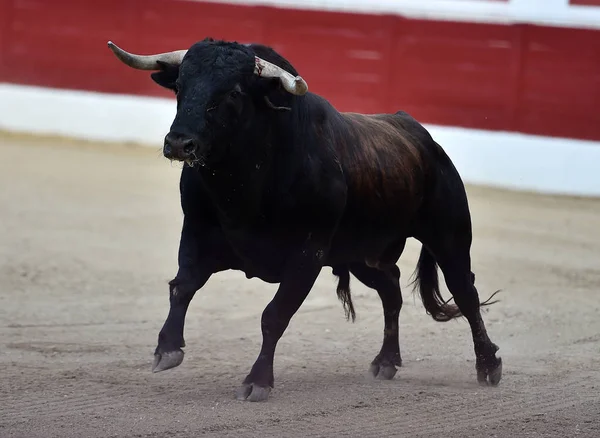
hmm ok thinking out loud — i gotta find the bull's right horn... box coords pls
[107,41,188,70]
[254,56,308,95]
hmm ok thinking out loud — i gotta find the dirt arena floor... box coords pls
[1,132,599,438]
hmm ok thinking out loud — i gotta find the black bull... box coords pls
[107,37,502,402]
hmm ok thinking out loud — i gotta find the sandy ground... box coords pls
[1,132,599,438]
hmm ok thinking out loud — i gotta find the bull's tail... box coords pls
[411,245,462,322]
[332,266,356,322]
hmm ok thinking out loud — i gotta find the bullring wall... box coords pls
[1,0,599,195]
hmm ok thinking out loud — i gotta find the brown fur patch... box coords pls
[333,112,426,208]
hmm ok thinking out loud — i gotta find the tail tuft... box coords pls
[333,266,356,322]
[480,289,502,308]
[410,246,501,321]
[410,246,461,322]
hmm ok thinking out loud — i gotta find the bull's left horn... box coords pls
[107,41,188,70]
[254,56,308,96]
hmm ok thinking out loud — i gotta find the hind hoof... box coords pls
[370,363,398,380]
[236,383,272,402]
[369,351,401,380]
[152,349,184,373]
[477,357,502,386]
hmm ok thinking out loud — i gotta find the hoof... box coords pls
[369,362,398,380]
[152,349,184,373]
[235,383,272,402]
[477,357,503,386]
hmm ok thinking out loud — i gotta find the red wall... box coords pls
[570,1,600,6]
[0,0,599,141]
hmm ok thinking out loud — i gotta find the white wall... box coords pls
[197,0,600,29]
[1,83,599,197]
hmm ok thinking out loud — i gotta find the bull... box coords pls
[107,37,502,402]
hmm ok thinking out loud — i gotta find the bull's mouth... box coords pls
[169,156,205,168]
[185,157,206,167]
[173,154,206,168]
[164,147,206,167]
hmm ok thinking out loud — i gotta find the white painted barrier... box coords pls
[1,83,599,196]
[199,0,600,30]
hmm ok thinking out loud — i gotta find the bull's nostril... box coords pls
[183,140,195,155]
[163,143,172,157]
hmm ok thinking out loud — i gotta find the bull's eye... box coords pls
[230,90,240,99]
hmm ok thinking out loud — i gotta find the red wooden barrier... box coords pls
[0,0,10,73]
[390,19,522,132]
[1,0,599,141]
[570,0,600,6]
[263,8,396,114]
[518,25,600,140]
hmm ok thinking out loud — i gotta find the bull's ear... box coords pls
[150,61,180,92]
[252,75,281,96]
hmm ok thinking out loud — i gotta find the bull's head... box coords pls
[107,39,308,163]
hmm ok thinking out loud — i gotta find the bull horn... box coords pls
[254,56,308,95]
[107,41,188,70]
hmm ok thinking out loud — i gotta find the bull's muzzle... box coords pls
[163,132,198,161]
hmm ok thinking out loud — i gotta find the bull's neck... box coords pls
[196,136,276,227]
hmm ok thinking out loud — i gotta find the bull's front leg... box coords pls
[152,220,230,372]
[152,271,210,372]
[235,239,328,402]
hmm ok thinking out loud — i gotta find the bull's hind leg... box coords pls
[427,236,502,386]
[350,263,403,380]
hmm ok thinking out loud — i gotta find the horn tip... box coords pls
[107,41,121,53]
[107,41,123,58]
[294,76,308,95]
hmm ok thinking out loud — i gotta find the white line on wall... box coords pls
[191,0,600,30]
[1,83,599,196]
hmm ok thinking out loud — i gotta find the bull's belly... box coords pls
[220,218,410,282]
[235,233,405,280]
[326,227,408,266]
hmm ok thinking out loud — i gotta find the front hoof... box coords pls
[152,349,184,373]
[477,357,503,386]
[235,383,272,402]
[369,362,398,380]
